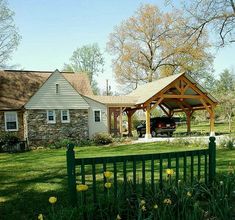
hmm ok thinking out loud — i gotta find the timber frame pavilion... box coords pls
[89,72,218,138]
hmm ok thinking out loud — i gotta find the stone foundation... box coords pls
[27,109,89,146]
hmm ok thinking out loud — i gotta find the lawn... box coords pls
[0,141,235,220]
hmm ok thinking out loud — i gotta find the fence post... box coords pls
[66,143,77,206]
[209,136,216,184]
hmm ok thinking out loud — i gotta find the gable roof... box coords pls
[128,72,218,106]
[0,70,93,110]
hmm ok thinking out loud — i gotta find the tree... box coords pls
[215,69,235,132]
[107,4,212,91]
[181,0,235,46]
[64,43,104,94]
[0,0,20,68]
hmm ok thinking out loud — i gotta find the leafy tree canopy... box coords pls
[0,0,21,68]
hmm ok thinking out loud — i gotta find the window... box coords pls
[47,110,56,123]
[56,83,59,94]
[5,112,18,131]
[94,110,101,122]
[61,110,70,123]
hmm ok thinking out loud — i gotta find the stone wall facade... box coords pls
[26,109,89,146]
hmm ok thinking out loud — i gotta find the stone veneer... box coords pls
[26,109,89,146]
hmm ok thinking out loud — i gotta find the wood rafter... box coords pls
[162,94,201,99]
[159,104,171,117]
[150,97,164,111]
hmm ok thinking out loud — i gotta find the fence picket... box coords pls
[67,140,216,207]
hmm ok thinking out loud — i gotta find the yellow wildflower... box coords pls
[187,192,192,197]
[105,182,112,189]
[116,214,122,220]
[140,200,146,205]
[104,171,112,179]
[141,205,146,211]
[48,196,57,204]
[166,169,174,176]
[153,204,158,209]
[76,184,89,192]
[38,214,43,220]
[163,198,172,205]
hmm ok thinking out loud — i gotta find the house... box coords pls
[0,69,109,146]
[0,69,218,147]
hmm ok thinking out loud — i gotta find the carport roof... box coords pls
[128,72,218,106]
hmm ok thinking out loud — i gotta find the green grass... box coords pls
[175,121,234,136]
[0,141,235,219]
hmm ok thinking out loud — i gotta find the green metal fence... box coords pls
[66,136,216,206]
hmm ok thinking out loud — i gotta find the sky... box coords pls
[8,0,235,93]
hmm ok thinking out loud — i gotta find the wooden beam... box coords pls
[210,108,215,136]
[200,98,212,115]
[180,76,216,106]
[162,94,201,99]
[150,97,164,111]
[119,107,123,136]
[126,109,136,137]
[159,104,170,117]
[145,105,151,139]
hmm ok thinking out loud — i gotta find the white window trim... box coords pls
[4,111,19,131]
[47,110,56,124]
[93,109,101,122]
[61,110,70,123]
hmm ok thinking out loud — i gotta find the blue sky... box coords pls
[8,0,235,93]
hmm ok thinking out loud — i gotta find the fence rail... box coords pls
[67,136,216,206]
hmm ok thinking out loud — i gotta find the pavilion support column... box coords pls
[127,110,135,137]
[210,108,215,136]
[145,105,152,139]
[119,107,123,136]
[186,111,192,135]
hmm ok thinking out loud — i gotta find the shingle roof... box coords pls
[0,70,93,110]
[86,95,138,106]
[129,73,184,104]
[128,72,218,105]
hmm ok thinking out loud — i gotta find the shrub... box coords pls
[0,132,20,152]
[92,133,113,145]
[220,137,235,150]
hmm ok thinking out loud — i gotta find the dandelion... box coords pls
[38,214,43,220]
[140,200,146,205]
[153,204,158,209]
[163,198,172,205]
[48,196,57,204]
[187,192,192,197]
[116,214,122,220]
[105,182,112,189]
[76,184,89,192]
[166,169,174,176]
[141,205,146,211]
[104,171,112,179]
[220,181,224,185]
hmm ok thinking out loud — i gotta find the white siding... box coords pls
[83,96,108,138]
[25,71,89,109]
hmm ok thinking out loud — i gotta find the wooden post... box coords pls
[210,109,215,136]
[145,105,151,139]
[186,111,191,134]
[119,107,123,136]
[127,110,134,137]
[209,136,216,184]
[66,143,77,206]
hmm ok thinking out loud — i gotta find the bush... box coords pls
[220,137,235,150]
[92,133,113,145]
[48,138,74,149]
[0,132,20,152]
